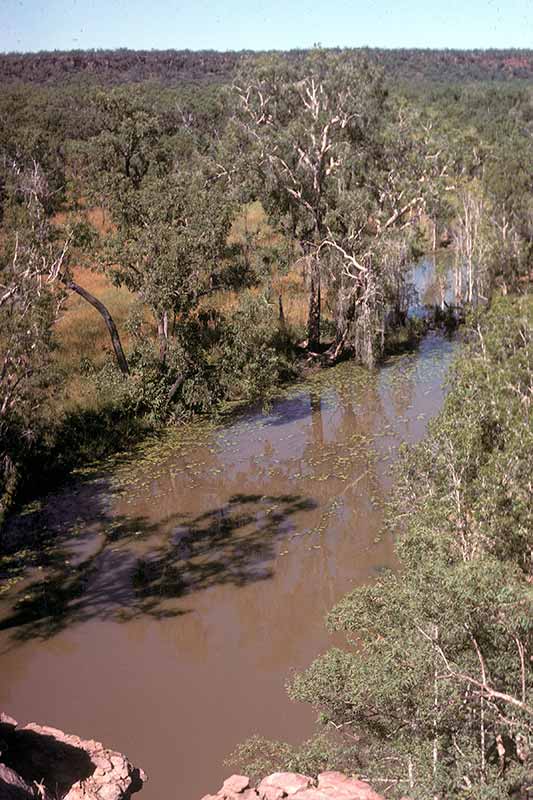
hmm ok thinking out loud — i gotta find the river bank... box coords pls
[1,248,457,531]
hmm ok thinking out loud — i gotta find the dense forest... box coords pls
[0,47,532,798]
[2,47,533,86]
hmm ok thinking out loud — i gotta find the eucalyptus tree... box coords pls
[318,100,432,364]
[453,182,495,305]
[233,50,388,352]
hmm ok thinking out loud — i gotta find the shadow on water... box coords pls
[0,487,317,644]
[134,493,316,599]
[257,394,316,427]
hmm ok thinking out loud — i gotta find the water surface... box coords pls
[0,333,456,799]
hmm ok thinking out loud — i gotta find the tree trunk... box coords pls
[307,256,321,351]
[158,311,169,366]
[167,372,184,404]
[326,287,357,364]
[278,292,285,326]
[63,279,129,375]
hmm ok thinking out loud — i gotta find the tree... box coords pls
[321,100,431,364]
[453,183,494,305]
[233,50,388,352]
[86,88,235,396]
[0,166,69,519]
[103,163,233,366]
[233,53,435,364]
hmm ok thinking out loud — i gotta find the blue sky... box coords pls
[1,0,532,53]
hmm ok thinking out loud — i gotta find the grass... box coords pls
[52,205,138,411]
[54,265,138,411]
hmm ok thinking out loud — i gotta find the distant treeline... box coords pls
[2,47,533,86]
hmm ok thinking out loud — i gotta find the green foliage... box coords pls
[1,50,533,525]
[219,292,297,402]
[227,733,360,787]
[3,49,533,88]
[285,296,533,798]
[0,191,66,522]
[94,292,295,422]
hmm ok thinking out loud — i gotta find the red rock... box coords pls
[1,711,145,800]
[94,785,122,800]
[258,786,285,800]
[317,772,383,800]
[258,772,312,796]
[222,774,251,794]
[223,791,258,800]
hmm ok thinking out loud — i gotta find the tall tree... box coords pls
[233,50,387,352]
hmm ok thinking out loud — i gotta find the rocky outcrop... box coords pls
[201,771,407,800]
[0,713,146,800]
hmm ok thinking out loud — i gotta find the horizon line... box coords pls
[2,45,533,57]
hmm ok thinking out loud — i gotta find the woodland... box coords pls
[0,48,532,798]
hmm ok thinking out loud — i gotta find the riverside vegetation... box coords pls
[0,48,532,798]
[230,295,533,798]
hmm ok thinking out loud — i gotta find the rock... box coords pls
[317,772,383,800]
[206,771,387,800]
[258,772,312,796]
[258,787,285,800]
[0,712,145,800]
[222,774,251,794]
[317,772,348,788]
[94,785,123,800]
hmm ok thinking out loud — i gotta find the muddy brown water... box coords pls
[0,332,457,800]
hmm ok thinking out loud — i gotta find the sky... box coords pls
[1,0,533,53]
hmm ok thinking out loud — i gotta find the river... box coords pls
[0,323,457,799]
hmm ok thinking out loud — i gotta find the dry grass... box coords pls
[54,266,137,410]
[225,202,330,330]
[227,200,278,248]
[51,206,134,411]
